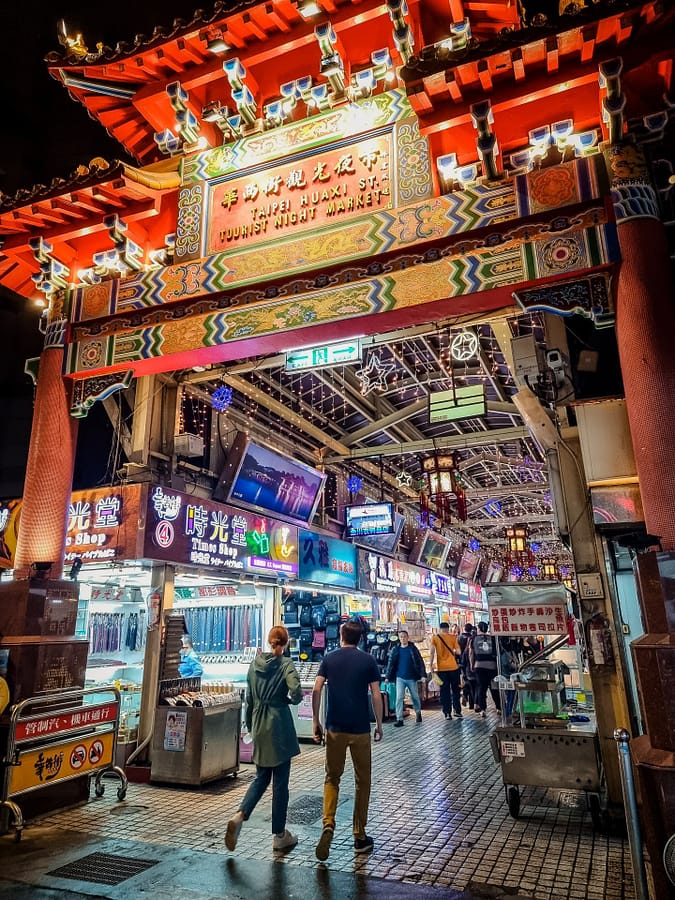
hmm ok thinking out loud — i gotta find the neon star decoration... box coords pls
[347,475,362,493]
[396,471,413,488]
[356,353,395,395]
[211,385,233,411]
[450,330,479,362]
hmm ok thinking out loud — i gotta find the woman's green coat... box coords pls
[245,653,302,768]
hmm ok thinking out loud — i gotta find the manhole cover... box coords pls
[286,793,324,825]
[49,852,159,886]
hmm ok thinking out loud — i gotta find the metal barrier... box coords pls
[614,728,650,900]
[1,685,128,841]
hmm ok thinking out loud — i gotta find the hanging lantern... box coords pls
[506,525,528,553]
[422,452,465,524]
[542,558,557,580]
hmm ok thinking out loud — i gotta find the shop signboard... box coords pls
[358,550,433,599]
[453,577,485,609]
[143,486,299,576]
[298,529,357,589]
[206,133,393,254]
[0,484,144,570]
[9,730,115,796]
[486,583,569,635]
[14,702,118,743]
[430,571,451,602]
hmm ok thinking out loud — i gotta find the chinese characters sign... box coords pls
[144,486,299,575]
[486,583,570,635]
[9,731,114,796]
[358,550,433,599]
[65,484,143,564]
[298,530,357,589]
[207,135,392,253]
[489,603,568,635]
[14,702,118,743]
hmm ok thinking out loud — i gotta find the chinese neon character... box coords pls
[285,169,307,189]
[68,500,91,531]
[312,162,330,182]
[261,176,282,196]
[186,504,209,538]
[250,526,270,556]
[231,515,247,546]
[209,511,230,542]
[151,487,182,521]
[94,495,121,528]
[334,154,355,176]
[359,149,380,171]
[221,188,238,210]
[278,526,294,560]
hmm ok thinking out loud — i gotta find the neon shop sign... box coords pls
[148,487,298,574]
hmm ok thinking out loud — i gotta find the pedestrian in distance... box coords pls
[470,621,501,717]
[458,623,476,710]
[225,625,302,854]
[385,629,426,726]
[429,621,462,719]
[312,619,384,861]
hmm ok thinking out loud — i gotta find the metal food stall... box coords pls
[486,583,605,829]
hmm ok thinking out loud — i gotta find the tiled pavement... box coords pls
[0,705,635,899]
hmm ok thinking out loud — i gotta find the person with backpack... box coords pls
[429,621,462,719]
[470,621,501,717]
[385,629,426,727]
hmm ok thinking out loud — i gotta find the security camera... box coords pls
[546,349,565,371]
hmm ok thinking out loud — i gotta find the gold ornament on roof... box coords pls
[58,19,89,60]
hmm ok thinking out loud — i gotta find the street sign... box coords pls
[9,730,115,796]
[285,340,361,372]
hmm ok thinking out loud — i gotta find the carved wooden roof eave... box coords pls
[399,0,670,82]
[0,157,181,220]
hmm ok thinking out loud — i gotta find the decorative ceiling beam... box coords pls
[325,426,530,461]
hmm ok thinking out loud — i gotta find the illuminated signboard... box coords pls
[0,485,144,569]
[286,340,362,373]
[358,550,433,599]
[207,134,392,253]
[345,503,395,538]
[144,486,299,576]
[298,530,357,589]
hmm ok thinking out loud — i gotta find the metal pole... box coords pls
[614,728,650,900]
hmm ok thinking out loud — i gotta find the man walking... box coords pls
[385,630,426,726]
[429,621,462,719]
[312,619,383,861]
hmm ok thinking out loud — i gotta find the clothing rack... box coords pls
[175,604,263,653]
[88,608,147,654]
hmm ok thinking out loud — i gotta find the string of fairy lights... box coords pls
[175,315,574,582]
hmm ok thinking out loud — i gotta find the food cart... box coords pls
[486,583,605,830]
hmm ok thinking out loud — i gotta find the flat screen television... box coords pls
[345,502,395,538]
[410,530,452,570]
[349,507,405,553]
[214,432,326,526]
[456,548,481,583]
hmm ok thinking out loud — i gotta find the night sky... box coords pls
[0,0,194,499]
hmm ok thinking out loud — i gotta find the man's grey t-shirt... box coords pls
[318,646,380,734]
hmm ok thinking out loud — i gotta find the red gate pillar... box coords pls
[606,143,675,551]
[605,143,675,898]
[13,320,78,579]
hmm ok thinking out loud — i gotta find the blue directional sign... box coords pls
[285,340,362,372]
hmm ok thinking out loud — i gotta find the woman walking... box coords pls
[225,626,302,853]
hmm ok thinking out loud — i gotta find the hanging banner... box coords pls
[298,530,357,589]
[486,583,569,635]
[144,486,299,576]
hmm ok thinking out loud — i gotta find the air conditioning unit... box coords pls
[174,433,204,457]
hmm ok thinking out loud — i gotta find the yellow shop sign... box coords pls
[9,730,114,796]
